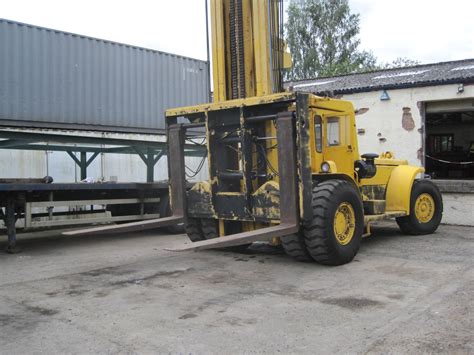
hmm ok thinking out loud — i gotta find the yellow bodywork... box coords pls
[385,165,424,214]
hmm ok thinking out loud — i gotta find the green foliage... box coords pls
[285,0,418,80]
[380,57,421,69]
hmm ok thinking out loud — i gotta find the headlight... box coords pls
[321,161,331,173]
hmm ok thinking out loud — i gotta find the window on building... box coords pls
[428,134,454,154]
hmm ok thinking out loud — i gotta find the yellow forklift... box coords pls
[71,0,443,265]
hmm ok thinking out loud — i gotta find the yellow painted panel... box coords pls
[252,0,272,96]
[165,92,294,117]
[210,0,227,102]
[385,165,424,213]
[361,165,395,186]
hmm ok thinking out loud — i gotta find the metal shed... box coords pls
[0,19,210,133]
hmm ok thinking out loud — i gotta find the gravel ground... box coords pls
[0,222,473,354]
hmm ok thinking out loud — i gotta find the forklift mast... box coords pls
[211,0,288,101]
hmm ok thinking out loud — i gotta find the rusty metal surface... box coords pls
[275,111,299,225]
[171,110,300,251]
[165,92,295,117]
[168,125,187,218]
[295,93,313,223]
[169,223,299,251]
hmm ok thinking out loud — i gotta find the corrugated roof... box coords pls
[286,59,474,95]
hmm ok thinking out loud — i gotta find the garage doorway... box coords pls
[424,99,474,179]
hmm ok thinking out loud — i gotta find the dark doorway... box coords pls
[425,99,474,179]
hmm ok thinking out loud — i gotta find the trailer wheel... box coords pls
[185,218,205,242]
[396,180,443,235]
[304,180,364,266]
[281,233,313,262]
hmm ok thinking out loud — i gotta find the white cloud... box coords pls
[350,0,474,64]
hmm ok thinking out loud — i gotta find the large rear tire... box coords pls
[304,180,364,266]
[396,179,443,235]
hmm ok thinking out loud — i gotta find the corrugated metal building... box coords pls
[0,19,210,133]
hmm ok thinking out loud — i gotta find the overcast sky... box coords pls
[1,0,473,65]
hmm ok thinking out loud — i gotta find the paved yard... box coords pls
[0,222,473,354]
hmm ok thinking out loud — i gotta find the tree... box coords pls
[286,0,377,80]
[381,57,420,69]
[285,0,418,80]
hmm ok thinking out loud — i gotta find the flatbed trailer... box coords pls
[0,181,177,253]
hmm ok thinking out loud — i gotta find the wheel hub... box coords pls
[333,202,356,245]
[414,193,435,223]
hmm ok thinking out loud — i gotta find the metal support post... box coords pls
[67,151,100,181]
[146,148,155,183]
[135,147,165,183]
[5,196,20,253]
[80,152,87,180]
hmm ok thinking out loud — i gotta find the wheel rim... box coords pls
[333,202,356,245]
[414,193,435,223]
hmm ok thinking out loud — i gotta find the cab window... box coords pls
[327,117,340,146]
[314,115,322,152]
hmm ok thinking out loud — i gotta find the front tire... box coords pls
[159,194,185,234]
[281,232,313,262]
[304,180,364,266]
[396,179,443,235]
[185,218,205,242]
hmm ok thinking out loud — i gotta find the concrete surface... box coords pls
[0,222,473,354]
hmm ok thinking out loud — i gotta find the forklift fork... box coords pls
[64,112,300,248]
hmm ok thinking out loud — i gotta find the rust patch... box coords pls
[417,147,423,161]
[402,107,415,131]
